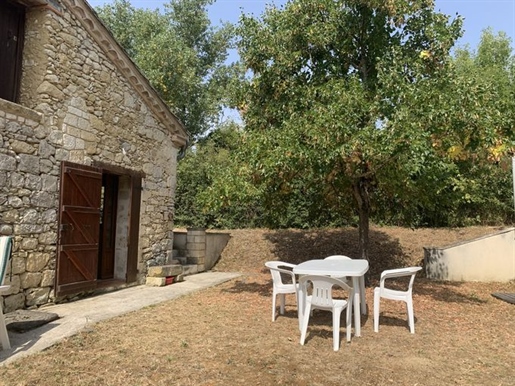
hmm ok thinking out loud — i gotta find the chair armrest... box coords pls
[277,262,296,269]
[381,267,422,280]
[379,267,422,291]
[272,266,297,284]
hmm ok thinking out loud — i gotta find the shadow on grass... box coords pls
[262,228,409,280]
[298,308,371,344]
[220,228,487,305]
[414,279,488,304]
[221,276,272,298]
[374,314,416,332]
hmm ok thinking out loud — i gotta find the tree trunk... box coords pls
[352,177,371,285]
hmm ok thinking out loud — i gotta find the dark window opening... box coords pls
[98,173,119,280]
[0,1,25,103]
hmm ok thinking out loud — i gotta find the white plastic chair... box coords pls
[0,236,13,350]
[299,275,354,351]
[324,255,352,285]
[373,267,422,334]
[265,261,299,321]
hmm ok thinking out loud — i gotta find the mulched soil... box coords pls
[0,226,514,386]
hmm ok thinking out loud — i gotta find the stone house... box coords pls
[0,0,189,311]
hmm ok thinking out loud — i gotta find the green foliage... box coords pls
[97,0,515,233]
[95,0,238,140]
[373,32,515,227]
[230,0,469,258]
[368,28,515,227]
[174,122,263,228]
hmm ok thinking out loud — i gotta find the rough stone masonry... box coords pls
[0,0,188,311]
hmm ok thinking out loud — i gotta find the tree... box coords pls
[174,121,264,228]
[233,0,471,262]
[371,27,515,228]
[95,0,237,140]
[435,28,515,226]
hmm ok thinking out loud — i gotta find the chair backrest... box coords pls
[299,275,352,308]
[265,261,296,286]
[380,267,422,291]
[0,236,13,285]
[324,255,352,261]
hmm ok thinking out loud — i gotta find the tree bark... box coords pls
[352,177,371,285]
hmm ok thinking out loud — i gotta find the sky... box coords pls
[85,0,515,123]
[86,0,515,52]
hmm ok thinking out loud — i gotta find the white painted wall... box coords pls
[424,228,515,282]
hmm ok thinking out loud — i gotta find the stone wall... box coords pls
[173,229,231,271]
[0,101,55,311]
[0,1,186,311]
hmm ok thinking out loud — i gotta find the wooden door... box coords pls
[98,174,119,280]
[0,1,25,102]
[56,162,102,296]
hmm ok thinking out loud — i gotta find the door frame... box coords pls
[55,161,144,298]
[93,161,143,283]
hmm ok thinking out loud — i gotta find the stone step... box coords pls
[176,256,187,265]
[146,275,184,287]
[182,264,198,276]
[147,265,183,278]
[169,257,187,265]
[145,263,199,287]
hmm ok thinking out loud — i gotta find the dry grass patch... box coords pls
[0,226,514,385]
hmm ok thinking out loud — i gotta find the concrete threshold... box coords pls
[0,271,240,366]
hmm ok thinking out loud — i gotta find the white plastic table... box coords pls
[293,259,369,337]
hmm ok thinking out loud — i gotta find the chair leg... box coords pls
[346,303,352,342]
[294,291,299,317]
[0,307,10,350]
[279,294,285,315]
[406,298,415,334]
[373,289,380,333]
[299,303,311,346]
[332,310,341,351]
[271,292,277,321]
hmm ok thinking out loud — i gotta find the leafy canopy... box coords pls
[232,0,470,259]
[95,0,237,140]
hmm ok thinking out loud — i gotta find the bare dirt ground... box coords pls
[1,226,515,386]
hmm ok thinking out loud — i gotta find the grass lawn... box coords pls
[0,227,514,385]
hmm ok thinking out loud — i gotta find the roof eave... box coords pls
[58,0,190,148]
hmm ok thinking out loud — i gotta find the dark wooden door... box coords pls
[56,162,102,296]
[0,1,25,102]
[98,174,119,280]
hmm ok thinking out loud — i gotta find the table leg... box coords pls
[352,276,361,337]
[359,275,367,315]
[297,282,305,331]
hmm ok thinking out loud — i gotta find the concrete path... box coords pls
[0,271,240,366]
